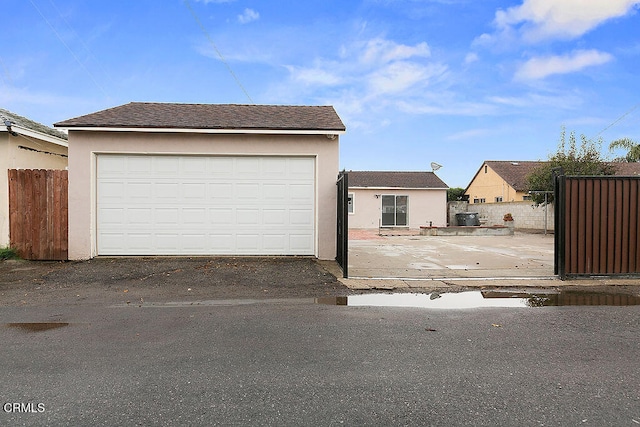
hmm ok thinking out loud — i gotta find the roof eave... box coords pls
[349,186,448,190]
[55,126,345,136]
[7,125,69,147]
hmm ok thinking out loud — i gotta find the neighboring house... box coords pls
[347,171,448,229]
[465,160,640,204]
[1,108,68,247]
[465,161,543,204]
[55,102,345,260]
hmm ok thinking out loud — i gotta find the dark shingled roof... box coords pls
[610,162,640,175]
[348,171,448,189]
[484,161,545,191]
[1,108,68,140]
[54,102,346,132]
[481,160,640,192]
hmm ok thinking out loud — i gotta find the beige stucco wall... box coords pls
[465,163,527,204]
[0,132,68,247]
[348,188,447,229]
[67,130,339,260]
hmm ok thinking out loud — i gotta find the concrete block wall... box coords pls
[448,201,554,232]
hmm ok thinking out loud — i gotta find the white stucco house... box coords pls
[1,108,68,247]
[54,102,345,260]
[347,171,448,229]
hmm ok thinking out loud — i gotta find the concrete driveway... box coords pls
[348,229,555,281]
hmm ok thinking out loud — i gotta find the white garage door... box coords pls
[96,155,315,255]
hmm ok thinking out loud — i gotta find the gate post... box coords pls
[336,171,348,278]
[553,171,566,279]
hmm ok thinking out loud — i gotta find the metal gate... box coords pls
[555,175,640,278]
[336,171,348,278]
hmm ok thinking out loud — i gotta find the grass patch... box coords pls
[0,246,19,260]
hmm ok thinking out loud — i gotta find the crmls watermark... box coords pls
[3,402,45,413]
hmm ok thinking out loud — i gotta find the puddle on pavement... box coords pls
[5,322,70,332]
[316,290,640,309]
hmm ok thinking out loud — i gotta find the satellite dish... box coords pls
[430,162,443,172]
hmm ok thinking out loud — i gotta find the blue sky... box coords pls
[2,0,639,188]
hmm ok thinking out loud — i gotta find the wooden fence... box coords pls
[8,169,68,260]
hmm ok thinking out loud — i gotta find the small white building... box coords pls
[347,171,448,229]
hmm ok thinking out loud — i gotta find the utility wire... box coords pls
[47,0,114,90]
[0,56,14,85]
[183,0,254,104]
[592,102,640,139]
[28,0,109,98]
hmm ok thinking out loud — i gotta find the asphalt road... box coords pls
[2,298,639,426]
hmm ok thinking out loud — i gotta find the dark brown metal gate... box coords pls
[336,171,348,278]
[555,175,640,279]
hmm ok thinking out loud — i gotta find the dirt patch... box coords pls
[0,257,353,307]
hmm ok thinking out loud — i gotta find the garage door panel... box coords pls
[263,234,286,250]
[290,184,314,200]
[263,209,286,225]
[290,209,313,225]
[264,158,287,175]
[290,234,314,252]
[236,234,260,251]
[210,183,233,199]
[156,208,179,224]
[237,183,260,199]
[209,208,234,225]
[210,234,234,250]
[156,183,179,198]
[236,209,260,225]
[97,155,315,255]
[128,157,152,174]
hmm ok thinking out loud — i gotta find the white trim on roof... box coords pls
[349,186,448,190]
[56,126,345,136]
[8,124,69,147]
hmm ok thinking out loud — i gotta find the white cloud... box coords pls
[238,8,259,24]
[194,0,236,3]
[464,52,479,64]
[367,61,446,95]
[515,49,613,80]
[359,38,431,64]
[285,37,442,96]
[286,65,344,86]
[494,0,640,42]
[269,36,461,126]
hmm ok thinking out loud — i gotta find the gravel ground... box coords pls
[0,257,352,306]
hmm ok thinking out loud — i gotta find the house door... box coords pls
[381,195,408,226]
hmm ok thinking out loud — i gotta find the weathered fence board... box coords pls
[8,169,68,260]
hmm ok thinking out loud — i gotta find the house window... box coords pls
[523,195,532,201]
[381,195,408,226]
[484,165,488,173]
[495,196,503,202]
[347,193,354,214]
[473,198,486,204]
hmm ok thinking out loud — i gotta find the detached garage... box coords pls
[55,102,345,260]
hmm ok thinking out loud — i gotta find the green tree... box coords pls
[526,127,614,204]
[609,137,640,162]
[447,187,466,202]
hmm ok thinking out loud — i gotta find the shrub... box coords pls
[0,246,19,260]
